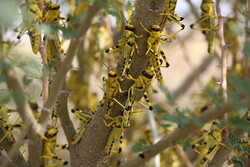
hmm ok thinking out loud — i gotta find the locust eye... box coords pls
[142,71,153,79]
[151,27,160,32]
[108,72,117,77]
[151,25,161,32]
[125,25,135,32]
[49,6,60,10]
[212,121,218,125]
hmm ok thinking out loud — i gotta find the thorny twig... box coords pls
[216,0,227,101]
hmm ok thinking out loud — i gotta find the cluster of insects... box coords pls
[0,99,69,166]
[1,0,70,166]
[91,0,223,158]
[101,0,187,156]
[99,1,248,164]
[191,121,229,166]
[16,0,67,56]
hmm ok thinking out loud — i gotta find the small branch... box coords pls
[38,2,49,104]
[146,109,160,167]
[120,98,250,167]
[58,80,78,164]
[175,145,192,167]
[40,36,49,104]
[216,0,227,101]
[243,0,250,79]
[59,80,76,143]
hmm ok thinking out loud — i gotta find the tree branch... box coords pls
[120,98,250,167]
[243,0,250,79]
[147,109,160,167]
[216,0,227,101]
[59,80,76,143]
[0,36,41,167]
[78,0,166,166]
[58,80,79,165]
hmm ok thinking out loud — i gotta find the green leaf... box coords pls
[228,132,239,145]
[0,0,18,29]
[230,155,245,167]
[0,75,6,83]
[204,88,224,104]
[227,133,247,152]
[132,143,144,153]
[161,123,172,131]
[44,60,56,73]
[0,58,11,69]
[216,122,226,129]
[238,9,247,19]
[163,108,191,129]
[228,21,244,36]
[227,116,250,133]
[40,23,60,39]
[23,74,33,86]
[153,105,167,114]
[126,1,134,12]
[229,75,250,96]
[178,138,192,151]
[143,145,155,152]
[104,8,121,22]
[61,25,78,39]
[132,138,155,153]
[158,84,176,106]
[95,0,109,7]
[242,42,250,58]
[139,138,147,145]
[0,90,11,105]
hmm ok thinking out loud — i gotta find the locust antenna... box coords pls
[103,63,110,70]
[98,85,105,92]
[120,11,128,24]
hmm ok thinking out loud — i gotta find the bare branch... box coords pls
[216,0,227,101]
[175,145,192,167]
[147,109,160,167]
